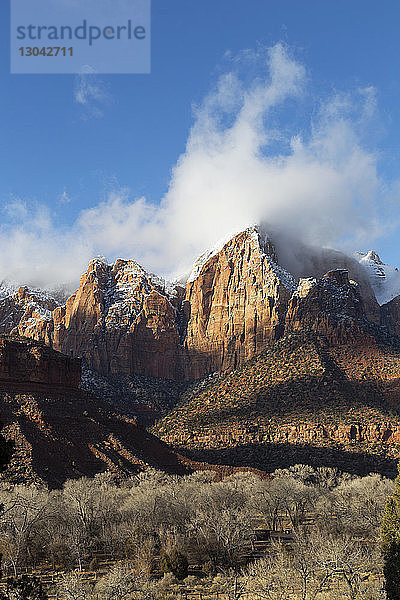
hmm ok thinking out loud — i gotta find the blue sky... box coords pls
[1,0,400,288]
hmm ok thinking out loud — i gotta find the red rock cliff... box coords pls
[0,287,57,345]
[51,258,183,379]
[0,228,389,382]
[183,228,296,378]
[285,270,375,345]
[0,335,81,388]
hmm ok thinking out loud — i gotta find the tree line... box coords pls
[0,464,394,599]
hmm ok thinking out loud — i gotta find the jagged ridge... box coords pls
[0,227,397,383]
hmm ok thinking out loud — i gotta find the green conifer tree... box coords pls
[382,463,400,600]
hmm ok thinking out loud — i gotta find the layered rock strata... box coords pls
[183,228,296,378]
[51,258,184,379]
[0,227,392,381]
[0,335,81,389]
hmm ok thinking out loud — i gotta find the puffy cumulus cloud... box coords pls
[0,43,396,289]
[0,200,90,292]
[158,48,382,272]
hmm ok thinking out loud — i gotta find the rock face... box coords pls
[0,286,58,345]
[381,295,400,337]
[285,270,373,345]
[0,227,393,382]
[182,230,381,379]
[273,237,381,325]
[183,228,296,379]
[51,258,184,380]
[0,335,81,389]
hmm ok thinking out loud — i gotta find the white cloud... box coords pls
[4,198,29,221]
[74,67,112,119]
[59,189,72,204]
[0,43,398,290]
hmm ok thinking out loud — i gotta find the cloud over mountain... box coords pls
[0,43,395,289]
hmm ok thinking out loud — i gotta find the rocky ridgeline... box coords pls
[0,227,398,382]
[159,417,400,466]
[0,227,398,480]
[153,332,400,476]
[0,335,81,389]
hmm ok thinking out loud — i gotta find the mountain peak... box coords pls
[365,250,383,265]
[355,250,400,305]
[187,226,281,284]
[356,250,383,265]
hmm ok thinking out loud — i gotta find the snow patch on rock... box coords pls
[355,251,400,305]
[187,228,245,283]
[0,281,18,300]
[187,225,297,293]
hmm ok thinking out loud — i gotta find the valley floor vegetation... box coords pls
[0,465,394,599]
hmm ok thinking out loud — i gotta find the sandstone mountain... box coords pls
[153,266,400,476]
[0,285,62,346]
[0,227,399,479]
[183,228,297,378]
[0,260,185,379]
[50,258,185,380]
[0,226,393,384]
[285,270,376,345]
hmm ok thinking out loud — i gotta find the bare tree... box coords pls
[94,561,145,600]
[0,485,50,575]
[57,571,95,600]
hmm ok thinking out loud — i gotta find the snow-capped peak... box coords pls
[186,226,297,292]
[0,280,67,305]
[187,228,247,283]
[362,250,383,265]
[355,250,400,306]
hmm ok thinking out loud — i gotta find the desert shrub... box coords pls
[160,549,188,580]
[1,575,47,600]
